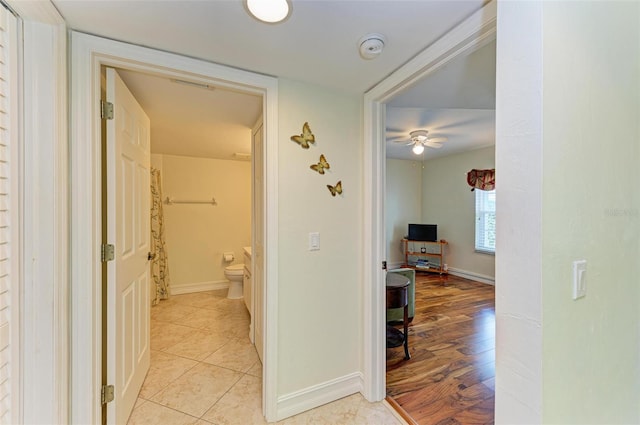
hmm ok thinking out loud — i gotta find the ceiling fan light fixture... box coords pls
[409,129,429,143]
[391,129,447,156]
[246,0,290,23]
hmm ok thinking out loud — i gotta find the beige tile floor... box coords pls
[127,289,404,425]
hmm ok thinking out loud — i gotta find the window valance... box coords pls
[467,168,495,191]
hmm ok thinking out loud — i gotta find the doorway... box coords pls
[69,32,280,424]
[362,0,497,405]
[102,65,263,423]
[381,31,496,425]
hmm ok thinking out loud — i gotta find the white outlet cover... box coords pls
[572,260,587,300]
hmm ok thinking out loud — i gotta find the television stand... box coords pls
[402,239,448,274]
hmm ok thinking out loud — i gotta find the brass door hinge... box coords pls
[101,100,114,120]
[101,384,114,404]
[101,244,115,262]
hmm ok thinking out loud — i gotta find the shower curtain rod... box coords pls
[164,196,217,205]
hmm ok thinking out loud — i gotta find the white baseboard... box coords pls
[170,280,230,295]
[448,267,495,285]
[276,372,363,421]
[388,263,495,286]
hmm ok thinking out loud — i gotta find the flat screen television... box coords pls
[408,224,437,242]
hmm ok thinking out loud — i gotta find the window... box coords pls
[475,189,495,254]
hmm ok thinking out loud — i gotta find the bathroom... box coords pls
[150,152,252,298]
[116,68,263,307]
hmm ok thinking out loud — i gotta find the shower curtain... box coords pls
[150,167,171,304]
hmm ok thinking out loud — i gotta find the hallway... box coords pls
[127,289,404,424]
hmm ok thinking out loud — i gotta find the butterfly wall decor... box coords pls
[290,122,315,149]
[327,180,343,197]
[310,154,330,174]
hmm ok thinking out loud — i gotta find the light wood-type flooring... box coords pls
[386,273,495,425]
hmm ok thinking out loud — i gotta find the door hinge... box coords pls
[382,260,387,270]
[101,244,115,262]
[101,100,114,120]
[101,384,115,404]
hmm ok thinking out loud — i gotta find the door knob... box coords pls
[147,252,155,261]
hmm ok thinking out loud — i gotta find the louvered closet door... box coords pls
[0,5,19,425]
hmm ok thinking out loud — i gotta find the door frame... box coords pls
[69,32,280,424]
[362,1,497,401]
[5,2,69,423]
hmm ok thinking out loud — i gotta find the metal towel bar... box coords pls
[164,196,217,205]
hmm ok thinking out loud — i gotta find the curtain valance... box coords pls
[467,168,495,191]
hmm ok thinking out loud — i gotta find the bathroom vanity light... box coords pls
[246,0,290,23]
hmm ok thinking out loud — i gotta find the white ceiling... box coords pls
[117,69,262,160]
[385,40,496,160]
[52,0,495,161]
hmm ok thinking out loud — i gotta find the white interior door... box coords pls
[252,121,264,363]
[106,67,151,425]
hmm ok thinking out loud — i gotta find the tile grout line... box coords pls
[149,293,257,421]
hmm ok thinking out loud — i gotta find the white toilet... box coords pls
[224,264,245,299]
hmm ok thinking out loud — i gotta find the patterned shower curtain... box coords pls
[150,167,170,304]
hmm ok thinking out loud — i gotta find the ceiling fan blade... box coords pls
[391,139,413,145]
[385,129,408,140]
[425,142,443,149]
[427,137,447,144]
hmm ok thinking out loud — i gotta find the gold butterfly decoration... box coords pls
[327,180,343,197]
[291,122,315,149]
[310,154,330,174]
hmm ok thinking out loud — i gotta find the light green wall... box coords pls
[385,159,422,266]
[541,2,640,422]
[385,148,495,278]
[422,146,495,279]
[277,78,362,395]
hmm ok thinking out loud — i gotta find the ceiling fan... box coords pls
[394,130,447,155]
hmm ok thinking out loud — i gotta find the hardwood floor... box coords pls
[386,272,495,425]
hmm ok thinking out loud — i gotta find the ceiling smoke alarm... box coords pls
[358,33,386,60]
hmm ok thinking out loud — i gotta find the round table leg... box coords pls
[403,304,410,360]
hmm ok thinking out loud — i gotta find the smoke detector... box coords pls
[358,33,386,60]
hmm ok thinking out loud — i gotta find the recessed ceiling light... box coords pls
[246,0,290,23]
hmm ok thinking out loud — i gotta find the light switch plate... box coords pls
[309,232,320,251]
[572,260,587,300]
